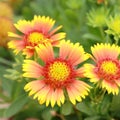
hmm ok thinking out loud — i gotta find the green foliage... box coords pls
[1,0,120,120]
[76,101,96,116]
[87,7,110,28]
[4,93,28,118]
[61,101,73,115]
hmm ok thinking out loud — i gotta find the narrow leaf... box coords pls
[4,93,28,118]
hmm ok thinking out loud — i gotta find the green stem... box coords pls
[106,34,111,43]
[99,27,105,41]
[34,52,37,62]
[91,82,106,104]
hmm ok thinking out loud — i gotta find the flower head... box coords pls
[106,15,120,41]
[23,40,90,107]
[0,17,15,47]
[84,43,120,95]
[8,15,66,58]
[87,7,109,27]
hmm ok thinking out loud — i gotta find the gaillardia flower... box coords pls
[23,40,90,107]
[84,43,120,95]
[8,15,66,58]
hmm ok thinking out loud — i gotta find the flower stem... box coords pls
[99,27,105,41]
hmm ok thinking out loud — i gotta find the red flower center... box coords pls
[43,59,74,88]
[27,32,48,46]
[95,60,120,81]
[48,61,70,81]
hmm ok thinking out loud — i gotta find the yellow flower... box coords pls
[23,40,90,107]
[0,17,15,47]
[84,43,120,95]
[8,15,66,58]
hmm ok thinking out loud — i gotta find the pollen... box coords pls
[48,61,70,81]
[28,32,45,45]
[100,61,118,75]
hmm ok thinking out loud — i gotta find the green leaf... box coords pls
[110,92,120,111]
[4,93,28,118]
[4,69,21,81]
[41,109,52,120]
[61,102,73,115]
[1,78,14,96]
[0,109,6,117]
[99,95,111,115]
[0,65,8,79]
[0,93,10,101]
[76,102,96,116]
[82,33,102,42]
[85,116,101,120]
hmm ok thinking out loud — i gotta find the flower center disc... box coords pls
[48,61,70,81]
[100,61,118,75]
[28,32,45,45]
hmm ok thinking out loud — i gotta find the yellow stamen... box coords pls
[100,61,118,75]
[28,32,45,45]
[48,61,70,81]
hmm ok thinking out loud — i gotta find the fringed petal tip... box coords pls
[67,80,91,105]
[101,80,119,95]
[91,43,120,61]
[23,60,43,78]
[24,80,66,107]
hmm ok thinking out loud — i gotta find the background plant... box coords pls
[1,0,120,120]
